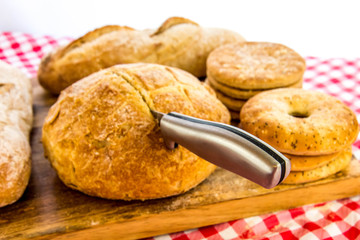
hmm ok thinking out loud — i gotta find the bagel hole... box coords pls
[289,111,309,118]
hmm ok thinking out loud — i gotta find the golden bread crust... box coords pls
[207,42,306,89]
[283,148,352,184]
[240,88,359,155]
[0,61,32,207]
[38,17,245,94]
[207,76,303,100]
[42,63,230,200]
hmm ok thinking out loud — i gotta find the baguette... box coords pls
[38,17,245,94]
[0,61,32,207]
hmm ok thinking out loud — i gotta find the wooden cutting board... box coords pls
[1,79,360,240]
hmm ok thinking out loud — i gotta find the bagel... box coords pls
[283,147,352,184]
[240,88,359,155]
[283,148,348,171]
[206,42,306,89]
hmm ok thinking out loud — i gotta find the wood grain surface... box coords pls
[1,79,360,240]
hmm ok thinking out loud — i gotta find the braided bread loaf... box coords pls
[38,17,244,94]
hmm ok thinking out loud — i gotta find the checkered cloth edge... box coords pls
[0,31,71,77]
[1,31,360,240]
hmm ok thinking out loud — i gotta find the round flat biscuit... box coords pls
[230,110,240,120]
[207,42,306,89]
[282,147,352,184]
[207,76,303,100]
[284,147,350,171]
[214,89,246,111]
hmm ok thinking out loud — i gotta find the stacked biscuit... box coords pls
[206,42,306,120]
[240,88,359,184]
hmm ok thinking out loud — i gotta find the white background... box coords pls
[0,0,359,58]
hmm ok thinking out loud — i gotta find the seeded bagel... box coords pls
[283,147,352,184]
[240,88,359,155]
[283,149,345,171]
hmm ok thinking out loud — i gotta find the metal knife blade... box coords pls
[150,109,291,189]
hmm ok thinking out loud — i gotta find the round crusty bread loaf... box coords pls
[0,61,33,207]
[42,63,230,200]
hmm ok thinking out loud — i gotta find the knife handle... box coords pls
[158,112,291,189]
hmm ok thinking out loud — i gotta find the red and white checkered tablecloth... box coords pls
[1,31,360,240]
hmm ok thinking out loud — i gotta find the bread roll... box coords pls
[0,61,33,207]
[38,16,245,94]
[42,63,230,200]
